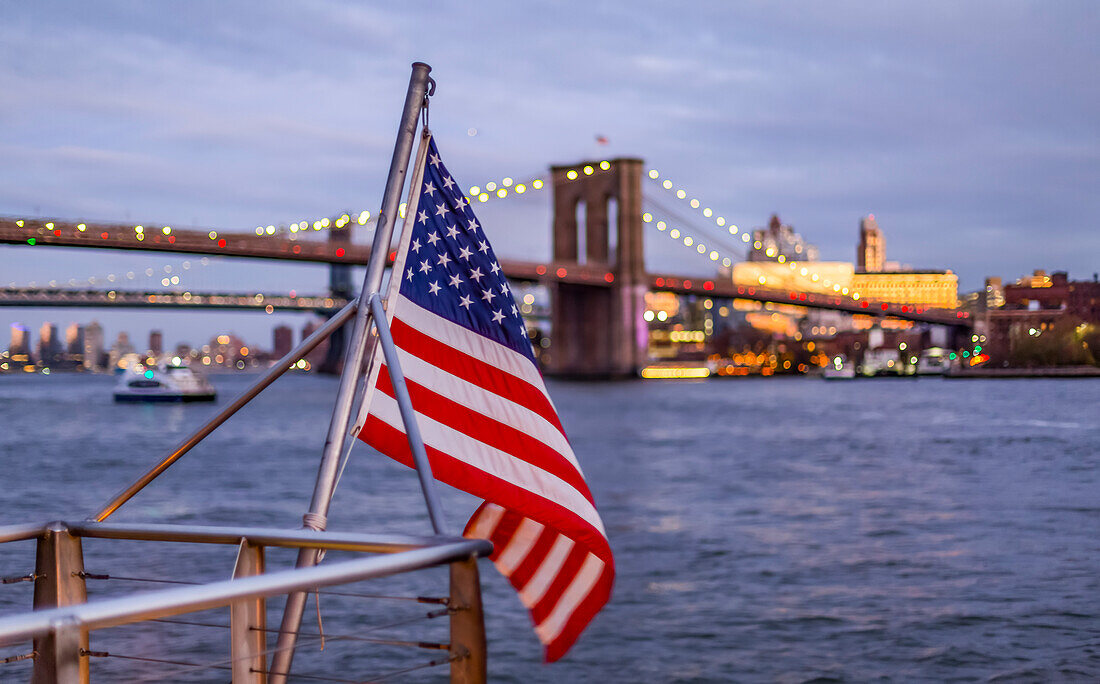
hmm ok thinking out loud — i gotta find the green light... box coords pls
[974,345,982,353]
[962,351,970,358]
[26,238,35,246]
[949,353,957,360]
[144,370,154,379]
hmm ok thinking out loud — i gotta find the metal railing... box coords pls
[0,521,490,683]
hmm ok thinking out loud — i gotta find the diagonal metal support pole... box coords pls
[367,293,447,535]
[267,61,434,684]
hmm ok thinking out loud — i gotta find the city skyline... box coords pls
[3,4,1098,300]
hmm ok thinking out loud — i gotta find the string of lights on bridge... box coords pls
[640,169,870,302]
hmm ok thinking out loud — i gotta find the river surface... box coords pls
[0,373,1097,682]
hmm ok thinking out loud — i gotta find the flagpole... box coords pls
[268,61,433,684]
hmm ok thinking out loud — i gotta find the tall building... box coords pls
[858,215,885,273]
[273,325,293,358]
[8,323,32,363]
[302,319,329,368]
[65,323,85,367]
[38,322,61,365]
[149,330,164,356]
[984,277,1005,309]
[84,321,104,370]
[749,214,819,263]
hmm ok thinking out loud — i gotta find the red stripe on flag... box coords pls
[375,366,595,504]
[530,544,590,623]
[391,318,566,435]
[361,416,613,563]
[542,566,614,663]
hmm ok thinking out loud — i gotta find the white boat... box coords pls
[823,355,856,380]
[113,362,216,402]
[916,347,949,375]
[860,348,902,377]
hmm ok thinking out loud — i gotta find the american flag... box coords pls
[357,135,614,662]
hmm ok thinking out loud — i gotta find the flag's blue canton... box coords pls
[399,138,535,362]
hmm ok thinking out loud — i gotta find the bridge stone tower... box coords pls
[320,220,354,374]
[546,158,648,378]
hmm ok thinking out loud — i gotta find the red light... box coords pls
[655,277,665,287]
[683,280,692,289]
[292,245,301,254]
[556,267,567,278]
[336,247,345,257]
[901,305,908,313]
[167,236,175,244]
[54,230,61,236]
[703,281,714,291]
[861,302,869,308]
[100,232,109,239]
[789,293,797,300]
[217,239,226,248]
[881,303,888,311]
[289,289,296,298]
[747,288,755,295]
[536,265,547,275]
[737,287,744,294]
[388,251,397,262]
[604,272,614,283]
[799,293,806,301]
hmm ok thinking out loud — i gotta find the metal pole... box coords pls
[269,61,433,683]
[89,300,358,522]
[368,294,447,534]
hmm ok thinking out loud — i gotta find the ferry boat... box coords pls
[113,362,216,402]
[823,355,856,380]
[860,348,902,377]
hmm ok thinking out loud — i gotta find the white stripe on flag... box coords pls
[465,503,505,541]
[496,517,544,575]
[520,534,575,606]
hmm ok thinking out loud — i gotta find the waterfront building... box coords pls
[749,214,819,263]
[108,331,134,369]
[985,270,1100,363]
[8,323,32,364]
[732,261,854,294]
[849,271,958,309]
[84,321,104,371]
[857,215,885,273]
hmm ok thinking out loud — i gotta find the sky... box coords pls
[1,1,1098,349]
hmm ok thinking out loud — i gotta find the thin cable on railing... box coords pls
[315,588,448,604]
[0,573,37,584]
[79,571,199,586]
[0,651,35,664]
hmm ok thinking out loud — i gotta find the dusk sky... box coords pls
[2,2,1098,348]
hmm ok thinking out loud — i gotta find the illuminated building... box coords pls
[65,323,85,367]
[849,271,958,308]
[749,214,818,263]
[857,215,885,272]
[732,261,854,294]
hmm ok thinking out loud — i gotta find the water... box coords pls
[1,373,1098,682]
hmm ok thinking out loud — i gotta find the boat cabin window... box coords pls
[128,379,162,388]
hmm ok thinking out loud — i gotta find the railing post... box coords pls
[449,557,486,684]
[230,540,267,684]
[31,523,89,684]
